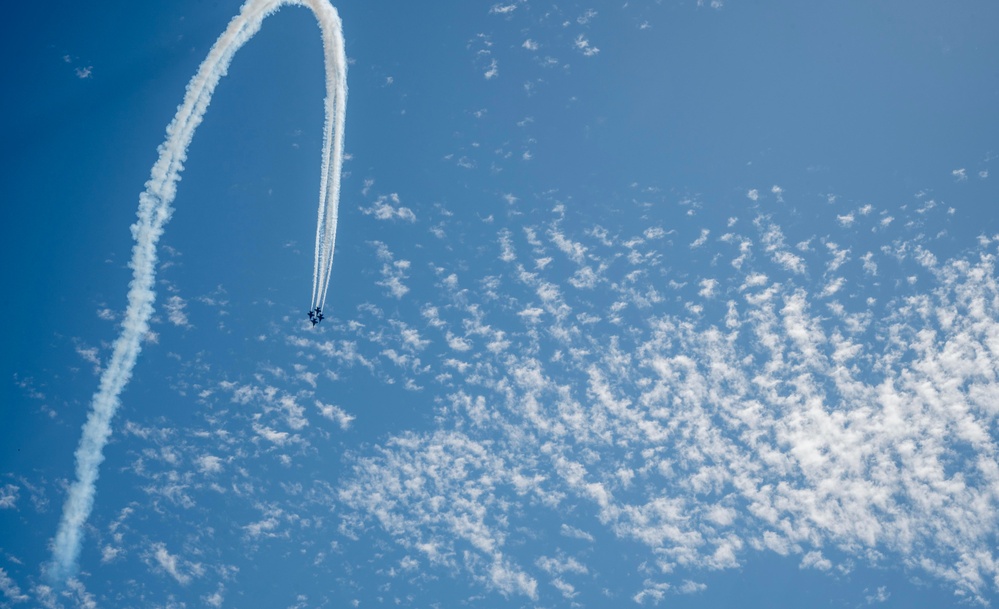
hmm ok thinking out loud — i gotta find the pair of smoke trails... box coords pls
[48,0,346,584]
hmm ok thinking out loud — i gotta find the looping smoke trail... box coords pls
[48,0,346,584]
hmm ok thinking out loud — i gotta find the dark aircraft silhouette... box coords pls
[308,306,324,326]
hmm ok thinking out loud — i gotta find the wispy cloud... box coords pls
[360,194,416,222]
[372,241,411,299]
[0,568,28,603]
[489,2,518,15]
[0,484,18,509]
[573,34,600,56]
[336,197,999,604]
[148,542,203,585]
[164,295,192,328]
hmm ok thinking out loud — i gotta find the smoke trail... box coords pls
[318,46,346,312]
[313,55,345,313]
[48,0,346,584]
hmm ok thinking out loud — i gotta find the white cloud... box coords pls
[0,567,28,603]
[577,9,598,25]
[518,307,545,323]
[316,400,354,430]
[164,295,191,327]
[865,586,890,604]
[484,58,499,79]
[373,241,411,299]
[819,276,845,297]
[499,229,516,262]
[244,514,280,539]
[549,229,587,264]
[337,199,999,604]
[75,343,101,374]
[149,542,202,585]
[253,423,292,446]
[197,455,223,475]
[698,278,718,299]
[489,2,518,14]
[633,580,670,604]
[800,550,832,571]
[861,251,878,275]
[757,217,806,274]
[678,580,707,594]
[560,524,594,542]
[574,35,600,56]
[569,266,599,289]
[204,587,225,608]
[360,194,416,222]
[0,484,19,509]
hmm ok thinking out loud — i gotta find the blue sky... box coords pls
[3,1,999,607]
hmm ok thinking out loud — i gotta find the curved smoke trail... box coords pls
[48,0,346,584]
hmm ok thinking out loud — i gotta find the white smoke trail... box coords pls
[48,0,346,584]
[317,48,346,313]
[311,0,347,314]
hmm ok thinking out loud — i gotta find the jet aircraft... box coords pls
[308,306,324,326]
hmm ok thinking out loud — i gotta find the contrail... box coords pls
[48,0,346,584]
[310,0,346,312]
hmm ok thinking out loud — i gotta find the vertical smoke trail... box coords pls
[318,46,346,312]
[49,0,346,584]
[311,0,347,314]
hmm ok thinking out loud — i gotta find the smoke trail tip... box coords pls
[44,557,75,591]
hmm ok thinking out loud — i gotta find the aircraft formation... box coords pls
[308,306,325,327]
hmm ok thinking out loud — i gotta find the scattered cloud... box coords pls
[484,58,499,79]
[489,2,518,15]
[372,241,411,299]
[360,193,416,222]
[865,586,890,604]
[336,198,999,604]
[576,9,598,25]
[574,35,600,56]
[0,484,21,510]
[0,567,28,603]
[316,400,354,430]
[164,295,191,328]
[148,542,202,585]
